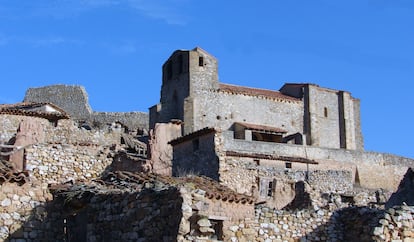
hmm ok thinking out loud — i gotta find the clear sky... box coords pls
[0,1,413,159]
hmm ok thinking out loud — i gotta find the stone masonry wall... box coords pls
[222,130,414,191]
[193,90,304,138]
[25,144,113,185]
[91,111,149,133]
[24,85,93,120]
[227,205,414,242]
[69,188,183,242]
[23,85,149,131]
[0,115,121,146]
[0,182,64,241]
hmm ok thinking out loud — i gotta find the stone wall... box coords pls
[23,85,149,132]
[91,111,149,133]
[171,131,219,179]
[226,205,414,242]
[64,187,183,242]
[24,85,93,120]
[222,130,414,191]
[25,144,113,184]
[0,182,64,241]
[0,115,121,147]
[192,90,304,138]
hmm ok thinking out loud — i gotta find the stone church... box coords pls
[150,47,363,150]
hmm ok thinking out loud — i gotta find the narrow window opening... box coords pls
[254,159,260,165]
[192,139,199,151]
[199,56,204,66]
[324,107,328,118]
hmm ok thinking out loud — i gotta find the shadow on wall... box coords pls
[172,154,220,181]
[298,206,383,242]
[8,186,184,241]
[386,168,414,209]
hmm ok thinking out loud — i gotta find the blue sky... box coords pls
[0,0,413,158]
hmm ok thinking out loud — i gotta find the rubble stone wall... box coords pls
[227,205,414,242]
[0,115,121,146]
[24,85,93,120]
[25,144,113,185]
[68,188,183,242]
[0,182,64,242]
[91,111,149,132]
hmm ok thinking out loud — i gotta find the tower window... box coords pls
[324,107,328,117]
[199,56,204,66]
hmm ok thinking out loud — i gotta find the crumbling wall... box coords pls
[91,111,149,133]
[64,188,183,242]
[149,122,182,175]
[0,182,64,241]
[23,84,149,132]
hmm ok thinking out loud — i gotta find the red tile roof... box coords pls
[52,171,255,204]
[219,83,300,102]
[0,102,70,120]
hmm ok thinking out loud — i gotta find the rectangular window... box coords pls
[199,56,204,66]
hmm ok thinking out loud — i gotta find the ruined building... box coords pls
[0,47,414,241]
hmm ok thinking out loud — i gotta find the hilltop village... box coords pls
[1,47,414,242]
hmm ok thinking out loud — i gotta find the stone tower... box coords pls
[150,47,219,134]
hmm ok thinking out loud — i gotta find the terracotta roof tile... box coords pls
[52,171,255,205]
[219,83,300,102]
[0,102,70,120]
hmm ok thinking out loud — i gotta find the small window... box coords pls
[192,139,200,151]
[254,159,260,165]
[285,162,292,169]
[324,107,328,118]
[199,56,204,66]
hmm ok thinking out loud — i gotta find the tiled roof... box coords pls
[0,159,29,185]
[219,83,300,102]
[235,122,287,134]
[0,102,70,120]
[52,171,255,205]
